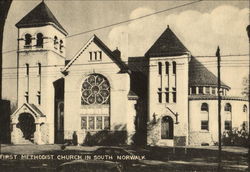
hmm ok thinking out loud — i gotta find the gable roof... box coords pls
[16,1,68,35]
[189,56,230,89]
[11,103,46,118]
[145,26,189,57]
[62,35,130,74]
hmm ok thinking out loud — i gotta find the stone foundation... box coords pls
[189,131,214,146]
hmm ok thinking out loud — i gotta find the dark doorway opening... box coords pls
[54,78,64,144]
[17,113,35,142]
[161,116,174,139]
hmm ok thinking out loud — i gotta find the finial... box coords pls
[167,25,169,28]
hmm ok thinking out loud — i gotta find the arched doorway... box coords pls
[17,113,35,142]
[161,116,173,139]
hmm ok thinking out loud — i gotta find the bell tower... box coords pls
[12,1,68,144]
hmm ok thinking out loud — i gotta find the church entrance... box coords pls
[161,116,173,139]
[17,113,35,143]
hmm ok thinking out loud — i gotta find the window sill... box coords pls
[88,60,102,62]
[81,129,110,132]
[200,130,209,133]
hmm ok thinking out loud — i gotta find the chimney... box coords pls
[112,47,121,59]
[120,32,129,64]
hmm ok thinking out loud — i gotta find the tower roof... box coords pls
[16,1,68,35]
[145,26,189,57]
[189,56,230,89]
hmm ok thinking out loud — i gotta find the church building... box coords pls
[10,2,248,146]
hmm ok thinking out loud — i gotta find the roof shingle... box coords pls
[189,57,230,89]
[16,1,67,35]
[145,26,189,57]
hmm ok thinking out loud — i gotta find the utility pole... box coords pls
[246,25,250,172]
[216,46,222,170]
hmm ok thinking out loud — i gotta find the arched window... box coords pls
[24,34,32,47]
[201,103,209,130]
[201,103,209,112]
[172,61,176,74]
[224,103,232,112]
[36,33,43,47]
[165,62,169,75]
[158,62,162,75]
[59,40,64,52]
[243,105,247,112]
[81,74,110,105]
[161,116,173,139]
[54,36,58,49]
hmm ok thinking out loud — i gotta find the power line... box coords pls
[1,53,249,70]
[66,0,203,39]
[2,0,203,55]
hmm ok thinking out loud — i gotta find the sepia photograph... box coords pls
[0,0,249,171]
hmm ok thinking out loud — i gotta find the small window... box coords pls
[158,62,162,75]
[99,51,102,60]
[201,120,209,130]
[158,92,162,103]
[26,64,29,76]
[224,103,232,112]
[224,120,232,130]
[198,87,203,94]
[25,91,29,103]
[212,87,216,95]
[165,62,169,75]
[24,34,32,47]
[38,63,41,75]
[59,40,64,52]
[172,87,176,103]
[201,103,209,112]
[191,87,196,94]
[54,36,58,49]
[94,52,97,60]
[172,61,176,75]
[37,91,41,105]
[36,33,43,47]
[165,88,169,103]
[205,87,210,94]
[243,105,247,112]
[89,52,92,61]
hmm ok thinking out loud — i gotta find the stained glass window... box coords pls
[81,117,87,129]
[88,116,95,130]
[104,116,110,129]
[96,116,102,130]
[81,74,110,105]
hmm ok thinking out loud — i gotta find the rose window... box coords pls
[81,74,110,105]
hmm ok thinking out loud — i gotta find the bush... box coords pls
[84,130,127,146]
[222,127,248,147]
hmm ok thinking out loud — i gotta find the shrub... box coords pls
[222,127,248,147]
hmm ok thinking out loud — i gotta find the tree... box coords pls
[0,0,13,99]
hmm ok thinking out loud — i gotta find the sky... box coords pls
[2,0,249,103]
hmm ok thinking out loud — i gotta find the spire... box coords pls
[145,27,189,57]
[16,1,68,35]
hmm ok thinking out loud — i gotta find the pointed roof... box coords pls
[16,1,68,35]
[62,35,130,74]
[189,57,230,89]
[145,26,189,57]
[11,103,46,118]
